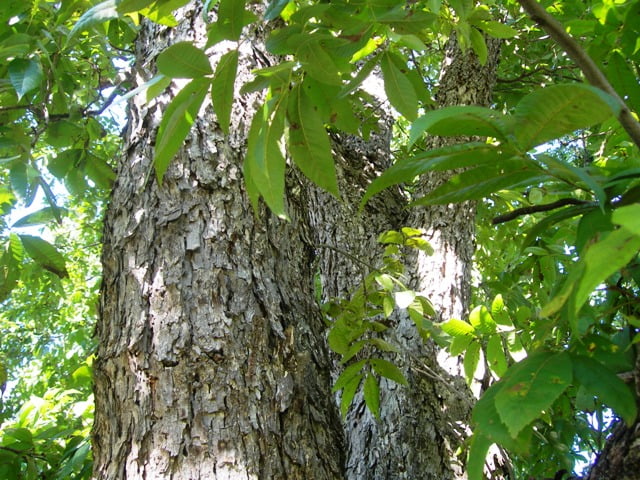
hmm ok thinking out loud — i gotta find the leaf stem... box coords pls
[517,0,640,149]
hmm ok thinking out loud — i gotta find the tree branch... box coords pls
[492,198,591,224]
[517,0,640,149]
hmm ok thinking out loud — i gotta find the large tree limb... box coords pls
[517,0,640,149]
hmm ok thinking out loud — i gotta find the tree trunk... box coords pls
[92,5,503,480]
[93,8,345,479]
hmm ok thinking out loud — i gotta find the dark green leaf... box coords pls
[487,335,508,377]
[410,107,509,146]
[464,340,481,384]
[18,235,68,278]
[340,373,362,419]
[495,352,572,438]
[211,49,238,133]
[572,355,637,425]
[412,159,548,206]
[154,78,210,183]
[265,0,290,20]
[361,143,504,207]
[381,51,418,120]
[287,87,340,196]
[217,0,248,41]
[11,207,67,228]
[333,359,367,392]
[69,0,119,40]
[364,373,380,419]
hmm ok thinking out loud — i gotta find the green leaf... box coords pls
[360,143,504,207]
[464,340,481,384]
[450,334,473,356]
[287,87,340,196]
[486,335,508,377]
[410,107,509,146]
[381,51,418,120]
[572,355,637,425]
[494,352,572,438]
[217,0,248,41]
[368,338,401,353]
[244,101,288,218]
[469,28,487,65]
[370,358,409,386]
[612,204,640,235]
[340,373,362,419]
[570,228,640,319]
[467,433,492,480]
[154,78,210,183]
[412,159,548,206]
[157,42,213,78]
[364,373,381,419]
[469,305,497,334]
[211,49,238,134]
[68,0,119,41]
[333,359,367,392]
[296,38,343,86]
[514,84,621,150]
[478,20,518,39]
[491,294,513,327]
[12,207,66,228]
[265,0,290,20]
[8,58,43,100]
[18,235,68,278]
[441,318,476,337]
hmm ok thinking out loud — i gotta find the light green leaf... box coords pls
[572,355,637,425]
[381,51,418,120]
[441,318,476,337]
[18,235,68,278]
[491,294,513,327]
[368,338,401,353]
[410,107,509,147]
[370,358,408,386]
[495,352,572,438]
[612,204,640,235]
[364,373,381,419]
[157,42,213,78]
[469,305,497,334]
[478,20,518,39]
[487,335,508,377]
[394,290,415,309]
[514,84,621,150]
[211,49,238,134]
[296,38,343,86]
[464,340,481,384]
[8,58,43,100]
[116,0,154,13]
[287,87,340,196]
[450,334,473,356]
[155,78,210,183]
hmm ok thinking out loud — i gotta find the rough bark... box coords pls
[93,8,344,479]
[308,36,504,479]
[93,5,504,480]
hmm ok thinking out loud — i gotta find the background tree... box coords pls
[1,0,640,479]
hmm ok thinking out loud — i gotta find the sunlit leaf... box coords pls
[157,42,213,78]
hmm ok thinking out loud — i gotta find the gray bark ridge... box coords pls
[94,7,344,480]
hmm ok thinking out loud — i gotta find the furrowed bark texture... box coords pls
[94,4,505,480]
[309,36,504,479]
[93,7,345,480]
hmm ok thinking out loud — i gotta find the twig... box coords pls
[492,198,591,224]
[517,0,640,149]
